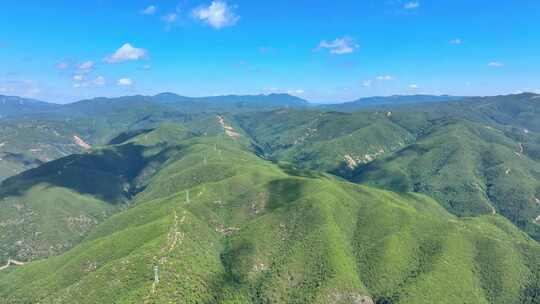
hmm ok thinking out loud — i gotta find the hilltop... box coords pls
[0,92,459,183]
[0,123,538,303]
[230,94,540,241]
[0,95,59,117]
[1,93,540,242]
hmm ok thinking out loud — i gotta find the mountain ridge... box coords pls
[0,124,538,303]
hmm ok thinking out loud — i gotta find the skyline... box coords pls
[1,0,539,103]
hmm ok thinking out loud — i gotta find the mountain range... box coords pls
[0,92,539,303]
[0,93,460,182]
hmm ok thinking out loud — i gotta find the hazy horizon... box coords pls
[1,1,539,103]
[5,89,540,106]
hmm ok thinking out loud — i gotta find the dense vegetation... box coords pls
[233,94,540,241]
[0,93,307,182]
[0,124,538,303]
[1,93,539,303]
[0,124,193,262]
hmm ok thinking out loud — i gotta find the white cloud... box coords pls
[73,74,84,81]
[404,1,420,9]
[192,1,239,29]
[488,61,504,68]
[263,87,304,95]
[105,43,148,63]
[316,37,359,55]
[409,84,419,90]
[449,38,462,45]
[141,5,157,15]
[142,64,152,70]
[94,76,106,86]
[287,89,305,95]
[376,75,394,81]
[362,80,372,87]
[78,61,94,70]
[0,80,41,97]
[162,13,177,24]
[73,75,106,88]
[55,61,69,70]
[77,61,94,73]
[117,78,133,86]
[263,87,280,93]
[73,82,90,89]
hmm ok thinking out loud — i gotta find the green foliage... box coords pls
[0,132,538,303]
[233,95,540,241]
[0,124,193,263]
[1,93,540,302]
[354,120,540,241]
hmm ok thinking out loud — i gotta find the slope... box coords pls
[0,118,88,182]
[0,124,193,263]
[234,109,413,177]
[233,98,540,241]
[0,128,538,304]
[0,95,59,117]
[0,92,308,182]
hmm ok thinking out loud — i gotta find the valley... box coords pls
[0,93,539,303]
[0,123,538,303]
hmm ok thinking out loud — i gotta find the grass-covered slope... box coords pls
[0,105,215,182]
[354,119,540,241]
[233,99,540,242]
[0,124,193,263]
[0,93,305,182]
[0,131,538,304]
[0,119,88,181]
[439,93,540,133]
[235,109,413,176]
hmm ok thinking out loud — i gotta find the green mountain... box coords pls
[0,92,472,182]
[0,95,59,117]
[353,119,540,241]
[152,92,310,112]
[0,93,308,118]
[321,95,464,112]
[0,124,193,263]
[0,118,88,181]
[0,93,308,182]
[1,93,540,303]
[230,96,540,241]
[0,124,538,304]
[234,109,413,178]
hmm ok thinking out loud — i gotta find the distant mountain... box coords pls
[1,93,471,118]
[322,94,464,112]
[60,93,309,116]
[0,95,59,117]
[1,93,309,119]
[444,93,540,132]
[151,92,310,112]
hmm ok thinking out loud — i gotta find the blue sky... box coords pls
[0,0,539,103]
